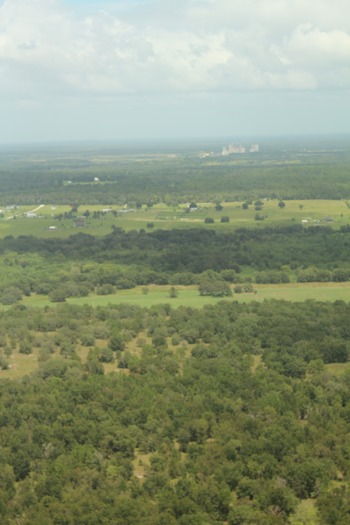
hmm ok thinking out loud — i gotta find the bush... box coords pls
[0,287,23,305]
[255,271,290,284]
[0,356,9,370]
[169,287,178,298]
[19,341,32,355]
[49,288,67,303]
[98,347,115,363]
[198,280,232,297]
[254,213,265,221]
[234,283,254,293]
[96,284,114,295]
[80,333,95,347]
[109,334,125,352]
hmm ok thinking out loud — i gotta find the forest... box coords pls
[0,138,350,524]
[0,300,350,524]
[0,136,350,205]
[2,225,350,305]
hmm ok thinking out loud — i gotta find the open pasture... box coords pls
[18,282,350,310]
[1,199,349,238]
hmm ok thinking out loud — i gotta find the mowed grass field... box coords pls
[18,282,350,310]
[1,199,350,238]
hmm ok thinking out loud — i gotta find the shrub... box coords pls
[198,280,232,297]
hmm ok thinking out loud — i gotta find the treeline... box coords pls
[1,151,350,204]
[4,224,350,271]
[0,300,350,523]
[2,226,350,303]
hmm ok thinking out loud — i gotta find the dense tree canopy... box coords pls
[1,225,350,303]
[0,299,349,523]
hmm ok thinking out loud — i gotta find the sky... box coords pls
[0,0,349,143]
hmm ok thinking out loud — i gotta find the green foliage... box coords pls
[109,333,125,352]
[0,356,9,370]
[198,280,232,297]
[169,286,178,298]
[1,142,350,522]
[49,288,67,303]
[0,286,24,305]
[2,226,350,300]
[234,283,254,293]
[0,299,348,521]
[317,486,350,524]
[1,139,350,208]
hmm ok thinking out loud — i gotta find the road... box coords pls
[4,204,45,220]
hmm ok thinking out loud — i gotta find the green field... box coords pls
[18,282,350,310]
[1,199,349,238]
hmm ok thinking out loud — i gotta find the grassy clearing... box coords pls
[133,451,152,481]
[1,199,350,238]
[251,355,263,374]
[1,350,40,380]
[325,362,350,376]
[289,499,318,524]
[18,282,350,311]
[249,282,350,302]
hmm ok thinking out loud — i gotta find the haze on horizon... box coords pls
[0,0,349,144]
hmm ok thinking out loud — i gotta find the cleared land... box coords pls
[1,199,349,238]
[17,282,350,310]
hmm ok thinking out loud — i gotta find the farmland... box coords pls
[1,198,350,239]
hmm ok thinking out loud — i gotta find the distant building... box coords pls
[222,144,246,156]
[26,212,37,218]
[221,143,259,156]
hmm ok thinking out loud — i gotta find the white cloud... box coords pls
[0,0,349,101]
[286,24,350,65]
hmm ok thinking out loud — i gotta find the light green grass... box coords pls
[19,283,350,310]
[1,199,349,238]
[325,362,350,376]
[2,351,40,379]
[250,283,350,302]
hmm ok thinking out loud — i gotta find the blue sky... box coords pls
[0,0,349,143]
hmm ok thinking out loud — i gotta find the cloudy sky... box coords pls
[0,0,349,143]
